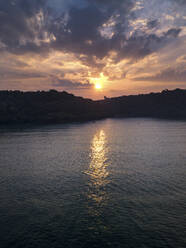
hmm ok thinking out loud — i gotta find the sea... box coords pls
[0,118,186,248]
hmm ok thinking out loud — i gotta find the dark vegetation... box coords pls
[0,88,186,124]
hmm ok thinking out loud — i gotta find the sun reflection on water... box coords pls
[85,130,110,206]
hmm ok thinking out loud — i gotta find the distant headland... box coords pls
[1,88,186,124]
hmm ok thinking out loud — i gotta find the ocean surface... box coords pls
[0,118,186,248]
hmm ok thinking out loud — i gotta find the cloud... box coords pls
[0,68,45,79]
[0,0,48,52]
[171,0,186,5]
[52,78,93,90]
[0,0,183,62]
[134,68,186,82]
[177,55,186,63]
[0,0,185,94]
[50,0,134,60]
[165,28,181,37]
[147,20,159,29]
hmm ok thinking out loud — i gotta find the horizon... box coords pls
[1,87,186,101]
[0,0,185,99]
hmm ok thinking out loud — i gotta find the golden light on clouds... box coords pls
[90,73,108,91]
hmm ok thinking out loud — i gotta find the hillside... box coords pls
[0,89,186,124]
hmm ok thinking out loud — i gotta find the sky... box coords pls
[0,0,185,99]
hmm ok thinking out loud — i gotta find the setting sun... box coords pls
[90,73,107,91]
[95,83,102,90]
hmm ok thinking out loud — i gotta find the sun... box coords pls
[95,83,102,90]
[89,72,107,91]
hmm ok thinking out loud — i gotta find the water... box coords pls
[0,118,186,248]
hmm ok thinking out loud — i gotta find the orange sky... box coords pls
[0,0,185,99]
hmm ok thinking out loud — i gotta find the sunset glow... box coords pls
[95,83,102,90]
[0,0,185,99]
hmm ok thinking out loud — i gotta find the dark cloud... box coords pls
[50,0,134,61]
[51,4,107,58]
[113,28,181,63]
[171,0,186,5]
[0,0,184,68]
[52,78,93,90]
[0,68,46,79]
[134,68,186,82]
[0,0,50,53]
[147,20,159,29]
[165,28,181,38]
[49,1,182,66]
